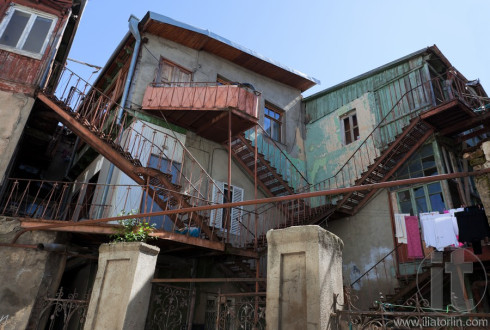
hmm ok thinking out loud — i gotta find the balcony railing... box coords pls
[142,82,260,119]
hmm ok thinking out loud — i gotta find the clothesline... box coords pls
[394,206,489,257]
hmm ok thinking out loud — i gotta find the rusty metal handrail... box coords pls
[301,71,480,194]
[255,122,309,186]
[350,243,403,287]
[149,81,261,96]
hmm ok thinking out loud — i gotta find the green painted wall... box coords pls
[305,56,425,123]
[304,55,436,186]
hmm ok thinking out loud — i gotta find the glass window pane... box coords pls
[429,193,445,212]
[427,182,442,194]
[352,114,357,127]
[415,197,428,213]
[421,155,435,170]
[264,117,271,136]
[398,165,409,176]
[343,117,350,131]
[414,186,425,198]
[399,200,413,215]
[0,10,30,48]
[423,167,438,176]
[271,122,280,140]
[353,126,359,141]
[421,144,433,158]
[345,130,352,144]
[397,190,410,202]
[22,16,52,53]
[409,160,422,173]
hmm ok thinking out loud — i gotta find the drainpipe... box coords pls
[97,15,141,218]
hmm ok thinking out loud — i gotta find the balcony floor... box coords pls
[155,108,258,143]
[142,84,259,143]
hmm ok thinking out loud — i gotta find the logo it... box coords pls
[416,249,487,313]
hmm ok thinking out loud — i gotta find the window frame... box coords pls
[155,57,192,86]
[395,182,446,215]
[0,3,58,59]
[264,102,283,142]
[340,110,359,145]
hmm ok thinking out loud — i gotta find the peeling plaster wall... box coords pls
[128,34,307,176]
[305,93,378,185]
[0,90,35,184]
[0,217,65,330]
[325,191,398,309]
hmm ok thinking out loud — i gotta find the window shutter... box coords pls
[230,185,244,235]
[210,181,225,229]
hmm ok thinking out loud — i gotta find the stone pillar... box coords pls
[84,242,159,330]
[464,141,490,221]
[266,225,344,330]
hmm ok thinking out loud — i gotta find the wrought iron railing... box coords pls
[244,123,309,193]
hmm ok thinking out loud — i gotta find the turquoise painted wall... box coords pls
[304,55,436,187]
[305,93,378,187]
[305,56,425,122]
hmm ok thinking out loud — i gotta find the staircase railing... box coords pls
[238,73,486,242]
[43,62,226,205]
[243,124,309,193]
[0,178,221,242]
[307,72,484,197]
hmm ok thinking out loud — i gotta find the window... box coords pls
[210,181,244,235]
[394,144,438,180]
[397,182,445,215]
[156,57,192,85]
[264,102,283,141]
[0,4,57,58]
[394,143,446,215]
[341,111,359,145]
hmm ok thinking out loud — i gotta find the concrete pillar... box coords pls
[266,225,344,330]
[83,242,159,330]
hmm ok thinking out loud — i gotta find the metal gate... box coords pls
[335,288,490,329]
[36,287,90,330]
[145,283,193,330]
[215,292,266,330]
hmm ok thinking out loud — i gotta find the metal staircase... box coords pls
[230,72,487,245]
[37,63,228,246]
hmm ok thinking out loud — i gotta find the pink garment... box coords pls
[405,216,424,259]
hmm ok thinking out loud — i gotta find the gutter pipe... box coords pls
[97,15,141,218]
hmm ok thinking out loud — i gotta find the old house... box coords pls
[1,4,490,329]
[303,46,490,309]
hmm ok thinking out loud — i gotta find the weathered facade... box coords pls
[1,4,490,328]
[304,46,490,308]
[0,0,86,184]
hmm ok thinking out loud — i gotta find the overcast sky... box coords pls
[68,0,490,97]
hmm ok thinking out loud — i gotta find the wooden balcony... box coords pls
[142,82,260,143]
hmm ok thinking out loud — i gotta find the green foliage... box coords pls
[110,210,156,243]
